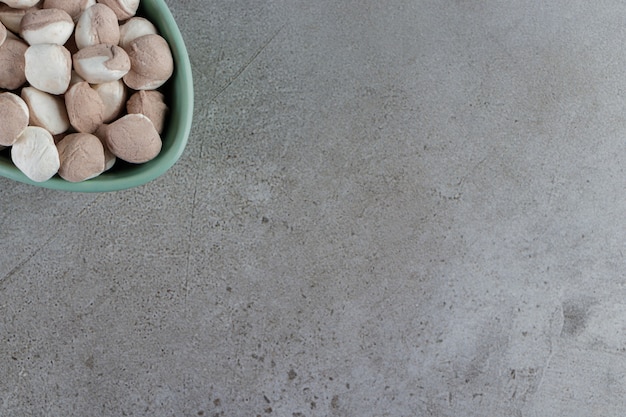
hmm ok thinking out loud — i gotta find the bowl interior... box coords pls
[0,0,193,192]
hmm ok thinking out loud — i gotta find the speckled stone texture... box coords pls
[2,0,626,415]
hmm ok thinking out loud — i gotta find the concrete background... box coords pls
[2,0,626,415]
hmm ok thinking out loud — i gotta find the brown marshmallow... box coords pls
[0,37,27,89]
[0,4,39,33]
[123,34,173,90]
[56,132,105,182]
[42,0,96,22]
[103,113,161,163]
[94,123,117,171]
[0,21,6,46]
[1,0,41,8]
[65,81,105,133]
[126,90,168,134]
[96,0,138,21]
[0,92,29,146]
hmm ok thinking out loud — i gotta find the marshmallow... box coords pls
[21,86,70,135]
[1,1,41,9]
[75,3,119,49]
[126,90,167,134]
[11,125,60,182]
[73,43,130,83]
[4,27,18,39]
[20,8,74,45]
[56,132,105,182]
[0,4,38,33]
[103,113,161,163]
[93,79,126,123]
[103,144,116,170]
[0,37,27,89]
[119,16,156,49]
[94,123,116,171]
[69,69,85,86]
[42,0,96,22]
[1,0,173,180]
[24,44,71,95]
[0,21,6,46]
[65,81,104,133]
[123,34,173,90]
[0,92,29,146]
[96,0,138,21]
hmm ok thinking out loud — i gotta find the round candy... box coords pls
[0,92,29,146]
[11,126,60,182]
[57,132,105,182]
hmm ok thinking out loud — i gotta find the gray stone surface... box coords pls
[2,0,626,415]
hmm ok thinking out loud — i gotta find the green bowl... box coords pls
[0,0,193,192]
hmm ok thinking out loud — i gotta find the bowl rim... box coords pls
[0,0,194,193]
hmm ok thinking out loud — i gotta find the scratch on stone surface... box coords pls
[457,154,489,191]
[0,232,58,285]
[209,24,285,102]
[1,194,105,284]
[77,194,105,218]
[534,346,555,400]
[535,306,563,395]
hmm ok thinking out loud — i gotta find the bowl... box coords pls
[0,0,193,192]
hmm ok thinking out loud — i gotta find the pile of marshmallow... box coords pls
[0,0,173,182]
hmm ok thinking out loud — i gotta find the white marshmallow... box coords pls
[21,86,70,135]
[103,145,116,171]
[119,17,156,49]
[11,126,60,182]
[74,3,119,49]
[69,69,85,86]
[73,43,130,83]
[93,79,127,123]
[24,44,71,95]
[20,8,74,45]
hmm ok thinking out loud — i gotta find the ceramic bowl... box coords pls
[0,0,193,192]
